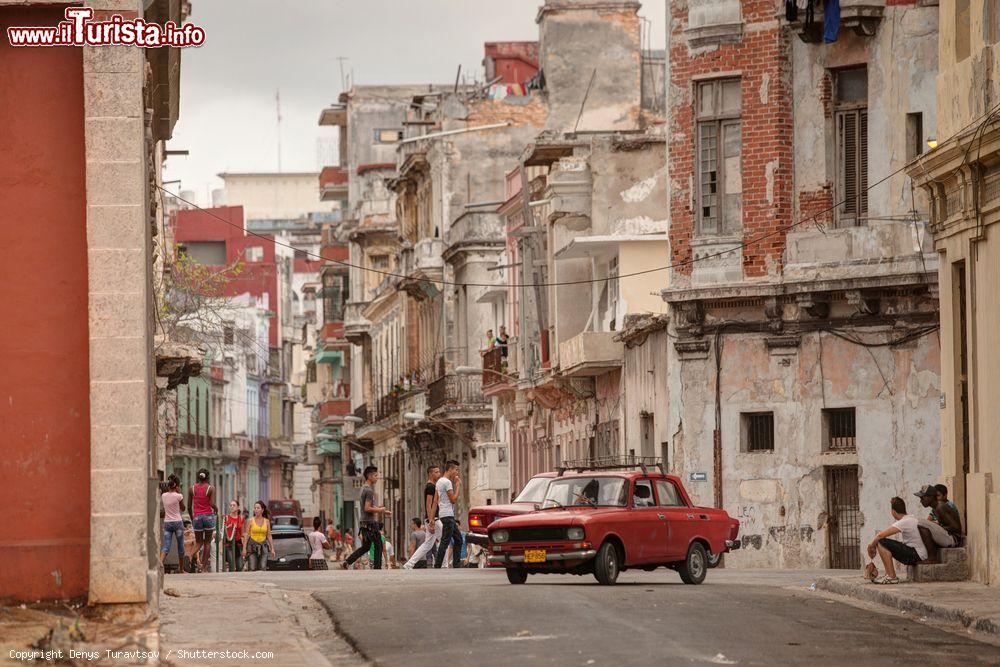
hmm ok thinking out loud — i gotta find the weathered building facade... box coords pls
[908,0,1000,585]
[485,0,670,499]
[1,0,189,604]
[663,0,942,569]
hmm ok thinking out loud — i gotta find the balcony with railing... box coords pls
[482,345,517,395]
[427,372,488,416]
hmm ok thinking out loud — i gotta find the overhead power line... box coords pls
[156,100,1000,290]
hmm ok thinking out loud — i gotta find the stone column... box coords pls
[83,0,156,605]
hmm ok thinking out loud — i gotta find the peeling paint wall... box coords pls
[671,325,941,569]
[538,0,642,133]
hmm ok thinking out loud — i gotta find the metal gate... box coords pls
[826,466,861,569]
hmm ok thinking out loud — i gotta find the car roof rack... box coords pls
[555,455,665,476]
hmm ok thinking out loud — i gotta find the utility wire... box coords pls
[156,100,1000,290]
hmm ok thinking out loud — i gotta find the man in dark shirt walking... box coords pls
[342,465,391,570]
[404,465,442,569]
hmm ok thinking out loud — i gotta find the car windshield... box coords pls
[273,515,299,526]
[541,476,629,508]
[514,476,551,503]
[272,534,309,557]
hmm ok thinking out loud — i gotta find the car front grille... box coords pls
[508,526,567,542]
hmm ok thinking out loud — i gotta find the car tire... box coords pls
[592,542,620,585]
[707,552,723,569]
[679,543,708,585]
[506,568,528,585]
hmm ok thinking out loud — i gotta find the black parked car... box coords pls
[267,529,312,571]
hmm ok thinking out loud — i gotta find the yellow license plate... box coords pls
[524,549,546,563]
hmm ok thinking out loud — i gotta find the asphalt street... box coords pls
[194,568,1000,667]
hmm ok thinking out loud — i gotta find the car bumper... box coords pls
[726,540,741,550]
[488,549,597,565]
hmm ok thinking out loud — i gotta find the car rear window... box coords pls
[272,534,309,557]
[514,476,550,503]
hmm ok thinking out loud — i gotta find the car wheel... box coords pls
[679,543,708,585]
[506,568,528,585]
[707,552,723,569]
[593,542,620,585]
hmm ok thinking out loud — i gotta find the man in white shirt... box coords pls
[866,496,928,584]
[434,459,464,569]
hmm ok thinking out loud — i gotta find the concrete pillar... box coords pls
[83,0,156,605]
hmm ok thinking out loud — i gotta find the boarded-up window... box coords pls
[956,0,971,60]
[695,78,742,236]
[834,68,868,228]
[989,0,1000,44]
[374,128,403,143]
[182,241,227,265]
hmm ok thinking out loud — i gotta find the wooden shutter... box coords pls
[858,110,868,218]
[837,109,868,227]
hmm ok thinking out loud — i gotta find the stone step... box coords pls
[907,546,970,582]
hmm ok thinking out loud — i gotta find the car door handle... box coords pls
[699,514,708,520]
[686,514,695,520]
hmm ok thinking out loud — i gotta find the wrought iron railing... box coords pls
[428,373,487,412]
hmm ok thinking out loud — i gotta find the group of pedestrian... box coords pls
[866,483,964,584]
[160,469,218,573]
[402,461,464,569]
[160,469,279,573]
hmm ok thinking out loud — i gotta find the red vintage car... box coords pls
[487,464,740,585]
[467,472,557,542]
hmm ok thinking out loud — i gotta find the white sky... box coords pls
[163,0,666,204]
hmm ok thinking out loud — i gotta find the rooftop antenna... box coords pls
[336,56,349,92]
[275,89,282,173]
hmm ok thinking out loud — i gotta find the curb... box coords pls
[815,576,999,638]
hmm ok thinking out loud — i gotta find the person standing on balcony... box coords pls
[434,460,464,569]
[341,465,392,570]
[497,326,509,354]
[481,329,496,356]
[404,465,442,569]
[188,469,217,573]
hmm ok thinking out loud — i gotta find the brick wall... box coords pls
[668,0,794,279]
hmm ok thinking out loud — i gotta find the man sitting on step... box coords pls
[866,496,927,584]
[915,484,963,556]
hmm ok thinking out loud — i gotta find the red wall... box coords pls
[173,206,280,346]
[0,7,90,600]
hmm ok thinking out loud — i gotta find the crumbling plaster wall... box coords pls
[347,100,406,209]
[670,328,940,569]
[935,0,1000,139]
[538,0,642,132]
[791,5,938,231]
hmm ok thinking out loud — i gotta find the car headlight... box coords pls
[566,526,585,540]
[492,529,509,544]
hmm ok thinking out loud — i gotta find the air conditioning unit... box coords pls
[473,441,510,491]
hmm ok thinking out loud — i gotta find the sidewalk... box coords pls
[817,575,1000,639]
[158,576,365,667]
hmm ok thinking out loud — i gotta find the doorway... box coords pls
[826,466,861,569]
